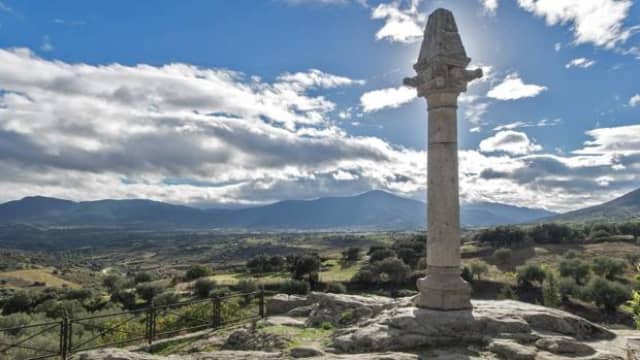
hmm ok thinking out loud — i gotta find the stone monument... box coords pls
[404,8,482,310]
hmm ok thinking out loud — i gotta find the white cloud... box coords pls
[554,42,562,52]
[565,57,596,69]
[479,130,543,155]
[487,73,548,100]
[480,0,499,14]
[371,0,425,43]
[360,86,416,112]
[517,0,637,49]
[40,36,54,52]
[493,118,561,131]
[0,48,428,206]
[0,1,11,12]
[629,94,640,107]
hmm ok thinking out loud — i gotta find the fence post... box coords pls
[213,295,222,328]
[149,306,156,345]
[60,317,69,360]
[67,318,73,357]
[259,289,265,319]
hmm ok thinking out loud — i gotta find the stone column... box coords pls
[404,8,482,310]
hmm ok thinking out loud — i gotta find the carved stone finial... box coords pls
[403,8,482,97]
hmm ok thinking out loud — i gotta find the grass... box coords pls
[319,259,361,283]
[261,324,333,349]
[0,268,79,288]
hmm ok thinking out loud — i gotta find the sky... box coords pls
[0,0,638,212]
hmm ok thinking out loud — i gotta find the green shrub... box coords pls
[185,265,212,281]
[326,282,347,294]
[592,256,626,280]
[235,279,257,294]
[193,279,216,298]
[134,272,154,284]
[136,284,162,303]
[497,286,518,300]
[152,291,181,306]
[461,266,473,282]
[585,276,631,312]
[493,248,512,265]
[369,248,396,263]
[542,273,561,308]
[559,258,591,285]
[2,291,34,315]
[558,276,579,302]
[341,247,361,262]
[469,260,489,280]
[374,257,410,284]
[279,279,310,295]
[516,263,546,287]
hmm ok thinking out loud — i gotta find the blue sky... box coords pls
[0,0,639,211]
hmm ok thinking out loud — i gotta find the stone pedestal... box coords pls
[404,8,482,310]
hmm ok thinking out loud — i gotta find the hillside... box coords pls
[547,188,640,223]
[0,191,555,230]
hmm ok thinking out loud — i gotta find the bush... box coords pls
[493,248,512,266]
[341,247,361,262]
[585,276,631,312]
[111,290,136,309]
[469,260,489,280]
[559,258,591,285]
[351,266,376,286]
[2,292,34,315]
[134,272,153,284]
[326,282,347,294]
[102,274,125,293]
[374,257,410,284]
[235,279,257,294]
[592,256,626,280]
[193,279,216,298]
[475,226,528,248]
[542,273,561,308]
[461,266,473,282]
[516,263,546,287]
[290,255,321,280]
[369,248,396,263]
[497,286,518,300]
[279,279,310,295]
[529,224,576,243]
[136,284,162,303]
[185,265,212,281]
[152,291,181,306]
[558,276,579,302]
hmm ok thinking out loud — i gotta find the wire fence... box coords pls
[0,290,266,360]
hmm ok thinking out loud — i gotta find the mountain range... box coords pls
[543,188,640,223]
[0,190,556,230]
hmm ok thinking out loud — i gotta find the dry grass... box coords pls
[0,268,79,288]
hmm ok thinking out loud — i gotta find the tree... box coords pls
[557,276,579,303]
[291,254,321,280]
[585,277,631,312]
[279,279,310,295]
[493,248,512,266]
[102,274,125,293]
[351,266,376,286]
[326,282,347,294]
[374,257,410,284]
[134,272,153,284]
[469,260,489,281]
[341,247,361,262]
[193,279,216,298]
[592,257,626,280]
[235,279,257,294]
[185,265,212,281]
[152,291,181,306]
[2,292,33,315]
[136,284,162,303]
[516,263,546,287]
[111,290,137,310]
[474,226,528,248]
[369,248,396,263]
[542,273,561,308]
[558,258,591,285]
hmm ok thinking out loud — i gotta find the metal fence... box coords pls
[0,291,266,360]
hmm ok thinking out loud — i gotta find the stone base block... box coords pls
[414,266,471,310]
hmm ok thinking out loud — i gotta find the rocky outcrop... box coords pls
[305,292,396,327]
[266,294,312,315]
[222,329,289,351]
[332,299,617,358]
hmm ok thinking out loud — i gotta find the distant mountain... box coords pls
[546,188,640,223]
[0,191,555,230]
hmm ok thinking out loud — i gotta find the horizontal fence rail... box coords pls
[0,290,267,360]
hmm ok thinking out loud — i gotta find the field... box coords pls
[0,267,79,288]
